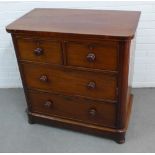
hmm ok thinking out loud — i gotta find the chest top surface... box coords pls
[6,8,140,39]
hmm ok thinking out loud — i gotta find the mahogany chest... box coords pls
[6,8,140,143]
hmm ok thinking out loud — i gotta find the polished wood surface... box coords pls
[21,63,117,101]
[6,8,140,39]
[16,37,62,64]
[28,90,116,128]
[27,94,133,144]
[66,40,118,71]
[6,8,140,143]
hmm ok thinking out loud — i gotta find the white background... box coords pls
[0,1,155,88]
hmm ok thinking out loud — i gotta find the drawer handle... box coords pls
[89,108,97,117]
[87,81,96,89]
[44,100,53,108]
[87,53,95,62]
[39,75,48,82]
[34,48,43,56]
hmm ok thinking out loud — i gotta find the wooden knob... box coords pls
[87,53,95,62]
[39,75,48,82]
[34,48,43,56]
[89,108,97,117]
[87,81,96,89]
[44,100,53,108]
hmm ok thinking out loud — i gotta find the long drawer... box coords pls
[27,90,116,128]
[21,63,117,101]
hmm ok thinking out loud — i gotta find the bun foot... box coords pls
[27,113,35,124]
[28,117,35,124]
[116,138,125,144]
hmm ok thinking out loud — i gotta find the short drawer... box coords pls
[66,41,118,71]
[21,63,117,101]
[16,37,62,64]
[28,91,116,128]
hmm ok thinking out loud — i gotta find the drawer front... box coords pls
[66,41,118,71]
[21,63,117,101]
[16,37,62,64]
[28,91,116,128]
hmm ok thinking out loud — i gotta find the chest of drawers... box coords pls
[6,8,140,143]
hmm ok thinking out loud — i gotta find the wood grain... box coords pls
[21,62,117,101]
[16,36,62,64]
[28,90,116,128]
[66,40,119,71]
[6,8,140,143]
[6,8,141,40]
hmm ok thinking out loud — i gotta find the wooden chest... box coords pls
[6,8,140,143]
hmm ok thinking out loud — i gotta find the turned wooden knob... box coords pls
[34,47,43,56]
[44,100,53,108]
[87,53,95,62]
[39,75,48,82]
[87,81,96,89]
[89,108,97,117]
